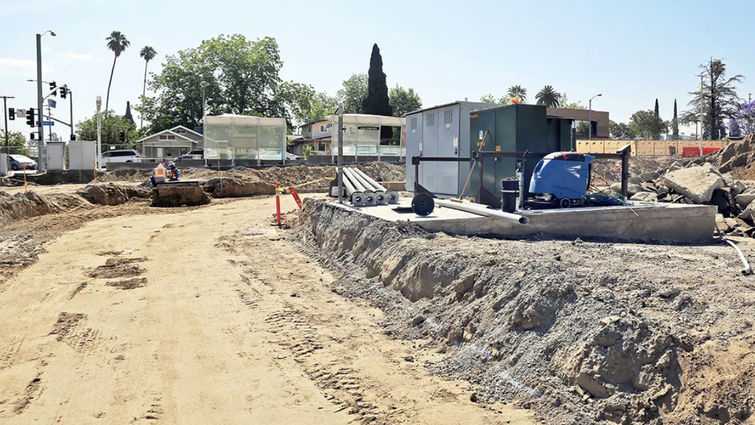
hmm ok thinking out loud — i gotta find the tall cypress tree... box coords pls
[672,99,679,140]
[363,44,392,117]
[654,98,659,117]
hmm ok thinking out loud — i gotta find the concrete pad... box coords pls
[331,199,716,243]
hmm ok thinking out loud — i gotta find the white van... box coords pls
[101,150,141,167]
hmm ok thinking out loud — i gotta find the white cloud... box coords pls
[57,51,92,61]
[0,58,35,76]
[0,57,55,77]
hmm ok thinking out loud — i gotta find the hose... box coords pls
[714,222,752,275]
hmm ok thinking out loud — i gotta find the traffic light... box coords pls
[26,108,35,127]
[60,86,67,99]
[30,132,35,140]
[8,108,14,121]
[70,134,76,141]
[119,131,125,142]
[49,81,56,95]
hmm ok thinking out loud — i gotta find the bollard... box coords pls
[274,181,281,227]
[290,187,303,210]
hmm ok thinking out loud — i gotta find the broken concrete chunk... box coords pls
[630,192,657,202]
[735,192,755,209]
[661,165,724,204]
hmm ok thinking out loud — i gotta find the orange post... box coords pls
[290,187,303,210]
[274,182,281,227]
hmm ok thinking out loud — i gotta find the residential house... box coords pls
[136,125,203,159]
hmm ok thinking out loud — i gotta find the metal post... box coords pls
[69,88,74,140]
[699,74,704,154]
[201,82,207,167]
[337,102,344,204]
[588,99,592,141]
[36,34,45,172]
[96,96,102,169]
[2,96,13,153]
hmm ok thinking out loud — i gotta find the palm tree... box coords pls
[507,85,527,103]
[139,46,157,128]
[535,85,561,107]
[105,31,130,113]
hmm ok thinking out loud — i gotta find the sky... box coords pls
[1,0,754,138]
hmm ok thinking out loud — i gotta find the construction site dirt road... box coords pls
[0,194,532,425]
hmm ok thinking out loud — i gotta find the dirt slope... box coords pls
[0,194,532,424]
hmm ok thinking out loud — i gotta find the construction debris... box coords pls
[150,182,211,207]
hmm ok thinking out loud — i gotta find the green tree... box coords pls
[337,73,367,114]
[389,85,422,117]
[629,110,667,139]
[681,58,743,139]
[76,112,137,149]
[506,85,527,102]
[557,93,585,109]
[105,31,130,112]
[139,46,157,128]
[535,85,560,107]
[0,130,30,155]
[609,120,635,139]
[362,44,392,117]
[479,93,509,105]
[672,99,679,140]
[138,34,304,134]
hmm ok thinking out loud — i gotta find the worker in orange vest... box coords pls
[150,161,168,187]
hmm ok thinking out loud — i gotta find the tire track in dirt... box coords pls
[223,227,534,425]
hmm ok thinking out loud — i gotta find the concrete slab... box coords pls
[330,199,716,243]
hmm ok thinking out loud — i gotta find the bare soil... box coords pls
[295,199,755,425]
[0,190,531,424]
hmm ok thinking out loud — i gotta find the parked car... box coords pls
[177,148,204,160]
[8,154,37,171]
[285,152,300,161]
[100,150,141,167]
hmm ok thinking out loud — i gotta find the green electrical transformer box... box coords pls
[467,104,573,206]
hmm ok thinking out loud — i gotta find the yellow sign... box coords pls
[470,113,478,119]
[495,146,501,152]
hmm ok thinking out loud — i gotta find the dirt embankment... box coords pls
[294,199,755,425]
[99,162,406,193]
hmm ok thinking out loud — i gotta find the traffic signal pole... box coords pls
[36,33,45,172]
[1,95,14,154]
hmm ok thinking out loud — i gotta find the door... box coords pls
[435,106,460,195]
[405,113,422,191]
[420,110,439,193]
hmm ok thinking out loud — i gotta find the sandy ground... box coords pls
[0,194,533,424]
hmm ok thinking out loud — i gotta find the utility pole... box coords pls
[96,96,102,169]
[588,93,602,140]
[1,95,14,154]
[69,88,74,139]
[337,102,344,204]
[36,33,45,171]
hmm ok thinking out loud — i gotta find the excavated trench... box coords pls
[294,199,755,425]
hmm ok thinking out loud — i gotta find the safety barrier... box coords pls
[576,140,730,156]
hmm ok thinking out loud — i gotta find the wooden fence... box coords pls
[576,140,729,156]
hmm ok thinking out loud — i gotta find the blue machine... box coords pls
[529,152,595,208]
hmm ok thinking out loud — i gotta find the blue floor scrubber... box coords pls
[528,152,595,208]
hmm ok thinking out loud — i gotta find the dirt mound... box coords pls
[295,199,755,425]
[150,185,211,207]
[99,162,405,193]
[0,191,88,225]
[201,177,275,197]
[77,183,150,205]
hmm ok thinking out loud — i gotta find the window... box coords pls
[175,129,185,134]
[319,125,326,132]
[444,110,452,125]
[158,134,176,140]
[318,142,326,151]
[426,112,435,127]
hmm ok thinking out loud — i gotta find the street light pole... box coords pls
[36,30,55,172]
[588,93,602,140]
[96,96,102,169]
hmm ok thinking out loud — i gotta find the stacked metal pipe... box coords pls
[341,167,399,206]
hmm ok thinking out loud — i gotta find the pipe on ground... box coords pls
[341,169,366,207]
[352,167,398,204]
[435,199,528,225]
[345,168,383,205]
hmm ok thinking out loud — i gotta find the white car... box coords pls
[101,150,141,167]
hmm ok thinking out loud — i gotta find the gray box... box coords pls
[46,141,66,171]
[68,141,97,170]
[405,101,497,196]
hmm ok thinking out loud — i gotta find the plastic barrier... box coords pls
[682,147,722,157]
